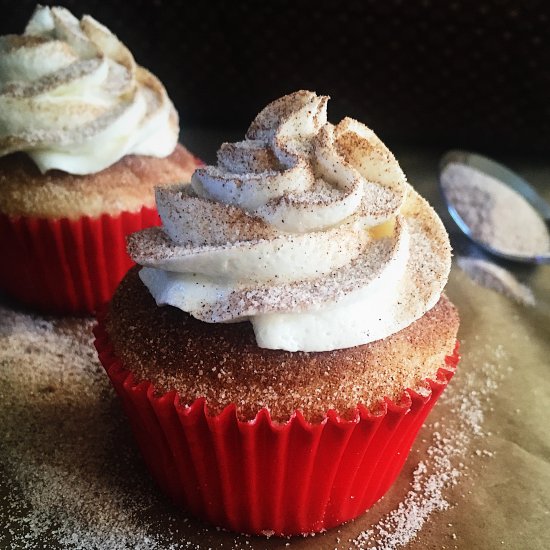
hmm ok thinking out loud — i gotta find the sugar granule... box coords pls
[0,308,194,549]
[440,162,549,257]
[457,256,535,307]
[349,343,506,550]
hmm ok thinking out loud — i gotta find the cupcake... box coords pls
[94,91,459,535]
[0,6,199,314]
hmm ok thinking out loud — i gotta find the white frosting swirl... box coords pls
[129,91,451,352]
[0,6,178,174]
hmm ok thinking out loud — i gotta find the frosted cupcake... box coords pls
[95,91,459,535]
[0,6,199,313]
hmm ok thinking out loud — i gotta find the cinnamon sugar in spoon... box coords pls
[439,150,550,264]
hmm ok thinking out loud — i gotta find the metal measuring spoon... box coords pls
[439,150,550,264]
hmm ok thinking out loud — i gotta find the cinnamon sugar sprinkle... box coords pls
[1,303,509,549]
[440,162,550,257]
[457,256,535,307]
[129,224,396,321]
[105,270,458,423]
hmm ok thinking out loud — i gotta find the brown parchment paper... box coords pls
[1,146,549,549]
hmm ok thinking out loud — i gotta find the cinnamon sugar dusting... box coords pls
[217,140,282,173]
[105,269,459,423]
[457,256,535,306]
[130,221,400,321]
[0,145,198,218]
[1,293,513,548]
[440,162,550,257]
[246,90,328,141]
[1,299,512,548]
[154,185,278,246]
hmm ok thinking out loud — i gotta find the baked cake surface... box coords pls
[0,145,198,219]
[106,267,459,422]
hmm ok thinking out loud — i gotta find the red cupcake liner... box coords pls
[94,318,459,536]
[0,208,160,315]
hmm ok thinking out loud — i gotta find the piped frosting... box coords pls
[0,5,178,174]
[128,91,451,352]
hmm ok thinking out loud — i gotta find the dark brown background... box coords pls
[3,1,550,154]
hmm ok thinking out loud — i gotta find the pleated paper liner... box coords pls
[94,316,459,536]
[0,208,160,315]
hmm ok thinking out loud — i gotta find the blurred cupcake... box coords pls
[0,5,199,314]
[95,91,459,535]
